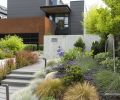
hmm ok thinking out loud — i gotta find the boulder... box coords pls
[45,71,64,80]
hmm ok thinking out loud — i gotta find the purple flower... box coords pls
[57,46,64,57]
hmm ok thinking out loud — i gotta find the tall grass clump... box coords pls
[63,82,99,100]
[11,87,38,100]
[16,51,39,68]
[35,79,64,99]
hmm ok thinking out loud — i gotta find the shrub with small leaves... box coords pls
[63,65,83,86]
[0,35,25,53]
[101,57,120,72]
[74,37,85,51]
[94,52,111,64]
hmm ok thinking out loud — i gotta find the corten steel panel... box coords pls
[0,17,44,33]
[8,0,46,18]
[70,1,84,35]
[0,17,54,44]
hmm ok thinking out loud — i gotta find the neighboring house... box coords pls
[0,5,7,19]
[0,0,84,45]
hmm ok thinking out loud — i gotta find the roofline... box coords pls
[40,5,71,12]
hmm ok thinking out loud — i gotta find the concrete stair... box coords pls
[1,70,36,87]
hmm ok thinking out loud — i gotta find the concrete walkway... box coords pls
[0,58,45,100]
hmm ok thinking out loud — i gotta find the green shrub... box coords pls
[47,61,57,67]
[94,70,120,92]
[24,44,44,51]
[94,52,111,64]
[0,49,14,59]
[91,39,105,56]
[62,48,82,62]
[35,79,64,99]
[74,37,85,51]
[63,82,99,100]
[16,51,39,68]
[0,35,25,53]
[101,57,120,72]
[63,65,83,86]
[38,45,44,51]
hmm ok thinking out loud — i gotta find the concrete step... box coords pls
[1,79,30,87]
[6,74,35,80]
[12,70,36,75]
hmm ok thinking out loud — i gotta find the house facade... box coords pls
[0,0,84,45]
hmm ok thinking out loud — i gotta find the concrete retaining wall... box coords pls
[44,35,100,59]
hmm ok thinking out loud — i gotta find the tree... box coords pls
[84,0,120,37]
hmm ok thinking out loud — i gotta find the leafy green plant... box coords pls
[47,61,57,67]
[101,57,120,72]
[0,35,25,53]
[63,65,83,86]
[63,82,99,100]
[74,37,85,51]
[35,79,64,99]
[91,39,105,56]
[62,48,82,62]
[94,52,111,64]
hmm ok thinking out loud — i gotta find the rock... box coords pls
[45,71,64,80]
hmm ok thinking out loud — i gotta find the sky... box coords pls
[0,0,105,10]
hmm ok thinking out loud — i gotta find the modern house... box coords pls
[0,5,7,19]
[0,0,84,45]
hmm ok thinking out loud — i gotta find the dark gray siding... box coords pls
[8,0,46,18]
[70,1,84,35]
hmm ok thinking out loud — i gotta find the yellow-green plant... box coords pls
[35,79,64,99]
[63,82,99,100]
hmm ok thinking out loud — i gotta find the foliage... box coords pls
[101,57,120,72]
[5,59,16,74]
[11,87,38,100]
[91,39,105,56]
[41,97,55,100]
[29,79,44,92]
[95,70,120,92]
[0,67,7,81]
[24,44,44,51]
[63,65,83,86]
[76,56,97,73]
[63,82,99,100]
[47,61,57,67]
[0,49,14,59]
[34,70,46,78]
[16,51,39,68]
[94,52,111,64]
[61,48,82,62]
[74,37,85,51]
[84,0,120,36]
[35,79,64,99]
[0,36,25,53]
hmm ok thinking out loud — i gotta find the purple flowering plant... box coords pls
[57,46,64,57]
